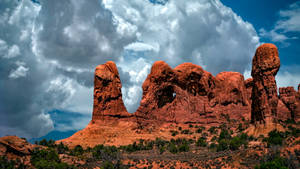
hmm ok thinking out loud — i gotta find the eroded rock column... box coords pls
[92,61,130,120]
[251,43,280,124]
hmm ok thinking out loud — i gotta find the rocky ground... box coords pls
[1,120,300,168]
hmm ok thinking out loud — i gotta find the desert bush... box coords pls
[196,137,207,147]
[168,143,178,154]
[38,139,56,148]
[263,130,285,146]
[0,156,16,169]
[208,126,217,134]
[287,125,300,137]
[218,129,231,141]
[170,130,179,136]
[178,141,189,152]
[255,156,289,169]
[57,142,69,154]
[181,129,191,135]
[238,123,244,131]
[69,145,84,156]
[92,145,119,161]
[31,148,74,169]
[217,139,228,151]
[196,128,203,133]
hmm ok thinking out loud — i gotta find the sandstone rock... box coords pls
[244,78,253,103]
[0,136,38,160]
[135,61,250,126]
[92,61,131,121]
[251,43,280,124]
[279,87,300,122]
[62,43,297,147]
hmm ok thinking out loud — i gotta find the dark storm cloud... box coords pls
[0,0,135,138]
[35,0,136,69]
[0,0,54,138]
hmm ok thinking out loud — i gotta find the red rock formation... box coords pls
[244,78,253,105]
[135,62,250,126]
[92,61,131,121]
[0,136,38,161]
[251,43,280,124]
[62,43,298,146]
[279,87,300,122]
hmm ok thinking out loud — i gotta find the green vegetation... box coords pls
[31,148,75,169]
[196,128,203,133]
[208,126,217,134]
[181,129,192,135]
[263,130,285,146]
[0,156,17,169]
[36,139,56,148]
[216,129,249,151]
[170,130,179,136]
[92,145,119,161]
[196,137,207,147]
[120,140,154,153]
[69,145,84,156]
[255,156,289,169]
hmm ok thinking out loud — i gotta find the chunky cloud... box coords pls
[0,0,133,138]
[106,0,260,112]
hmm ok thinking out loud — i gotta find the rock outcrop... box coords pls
[251,43,280,124]
[0,136,38,161]
[92,61,131,121]
[61,43,299,146]
[135,62,250,127]
[279,87,300,122]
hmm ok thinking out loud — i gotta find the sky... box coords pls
[0,0,299,139]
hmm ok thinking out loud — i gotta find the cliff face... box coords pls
[61,43,300,147]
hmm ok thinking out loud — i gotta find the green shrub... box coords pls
[288,126,300,137]
[92,145,119,161]
[181,129,191,135]
[189,124,193,128]
[38,139,56,148]
[208,126,217,134]
[70,145,84,156]
[196,137,207,147]
[229,136,245,150]
[178,143,189,152]
[263,130,285,146]
[238,123,244,131]
[0,156,16,169]
[170,130,179,136]
[209,143,217,149]
[219,129,231,141]
[168,143,178,154]
[159,146,165,154]
[57,142,69,154]
[31,148,73,169]
[196,128,203,133]
[217,139,228,152]
[211,136,217,142]
[255,156,288,169]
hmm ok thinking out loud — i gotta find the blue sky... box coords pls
[0,0,299,139]
[222,0,300,71]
